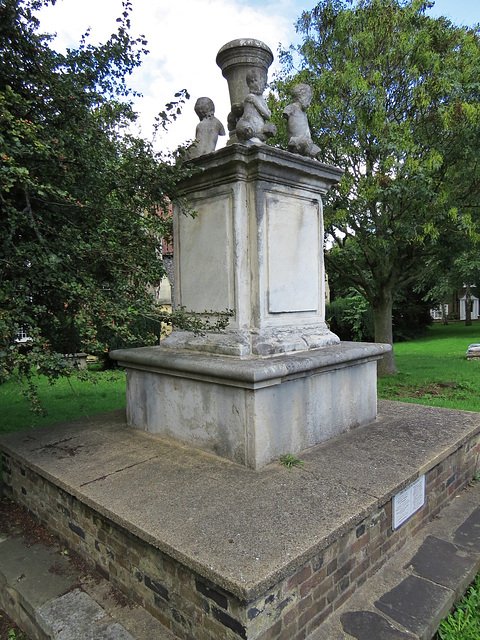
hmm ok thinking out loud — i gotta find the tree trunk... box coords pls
[441,302,448,325]
[465,284,472,327]
[373,289,398,377]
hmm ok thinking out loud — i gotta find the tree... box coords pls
[0,0,227,409]
[272,0,480,375]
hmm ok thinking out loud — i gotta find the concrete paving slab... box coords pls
[407,535,477,595]
[299,424,419,503]
[79,452,376,599]
[372,403,480,479]
[101,623,138,640]
[0,537,78,614]
[36,589,107,638]
[0,410,167,490]
[454,505,480,553]
[340,610,416,639]
[80,580,175,640]
[36,588,138,640]
[0,528,177,640]
[375,575,455,639]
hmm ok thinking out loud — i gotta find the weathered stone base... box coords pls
[159,324,340,357]
[111,342,390,469]
[1,402,480,640]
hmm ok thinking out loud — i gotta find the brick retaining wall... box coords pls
[2,433,480,640]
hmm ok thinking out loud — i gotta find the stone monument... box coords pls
[110,39,390,470]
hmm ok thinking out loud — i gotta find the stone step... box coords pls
[0,521,175,640]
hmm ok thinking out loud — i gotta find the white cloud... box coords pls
[38,0,480,154]
[36,0,304,153]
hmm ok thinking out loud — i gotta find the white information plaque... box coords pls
[392,475,425,530]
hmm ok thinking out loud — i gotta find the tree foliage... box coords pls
[0,0,228,408]
[272,0,480,375]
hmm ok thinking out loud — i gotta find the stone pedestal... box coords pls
[112,342,390,470]
[110,144,391,469]
[165,143,342,356]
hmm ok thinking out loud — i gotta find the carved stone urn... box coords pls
[216,38,273,144]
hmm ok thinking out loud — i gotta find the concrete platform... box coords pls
[2,481,480,640]
[112,341,389,469]
[1,400,480,639]
[2,479,480,639]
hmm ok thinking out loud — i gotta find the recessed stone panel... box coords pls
[266,194,320,314]
[178,193,234,313]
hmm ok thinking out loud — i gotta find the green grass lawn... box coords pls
[377,322,480,412]
[0,366,126,436]
[436,573,480,640]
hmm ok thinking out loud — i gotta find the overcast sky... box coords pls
[35,0,480,153]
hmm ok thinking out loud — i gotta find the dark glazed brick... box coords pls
[172,608,188,627]
[68,522,85,539]
[27,509,39,523]
[212,606,247,639]
[446,474,456,487]
[248,606,261,620]
[195,579,228,609]
[338,575,350,592]
[276,595,294,612]
[57,503,71,518]
[145,575,169,601]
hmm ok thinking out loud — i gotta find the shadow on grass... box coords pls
[0,367,126,436]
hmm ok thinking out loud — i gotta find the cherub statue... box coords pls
[283,83,321,159]
[186,97,225,159]
[235,68,277,143]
